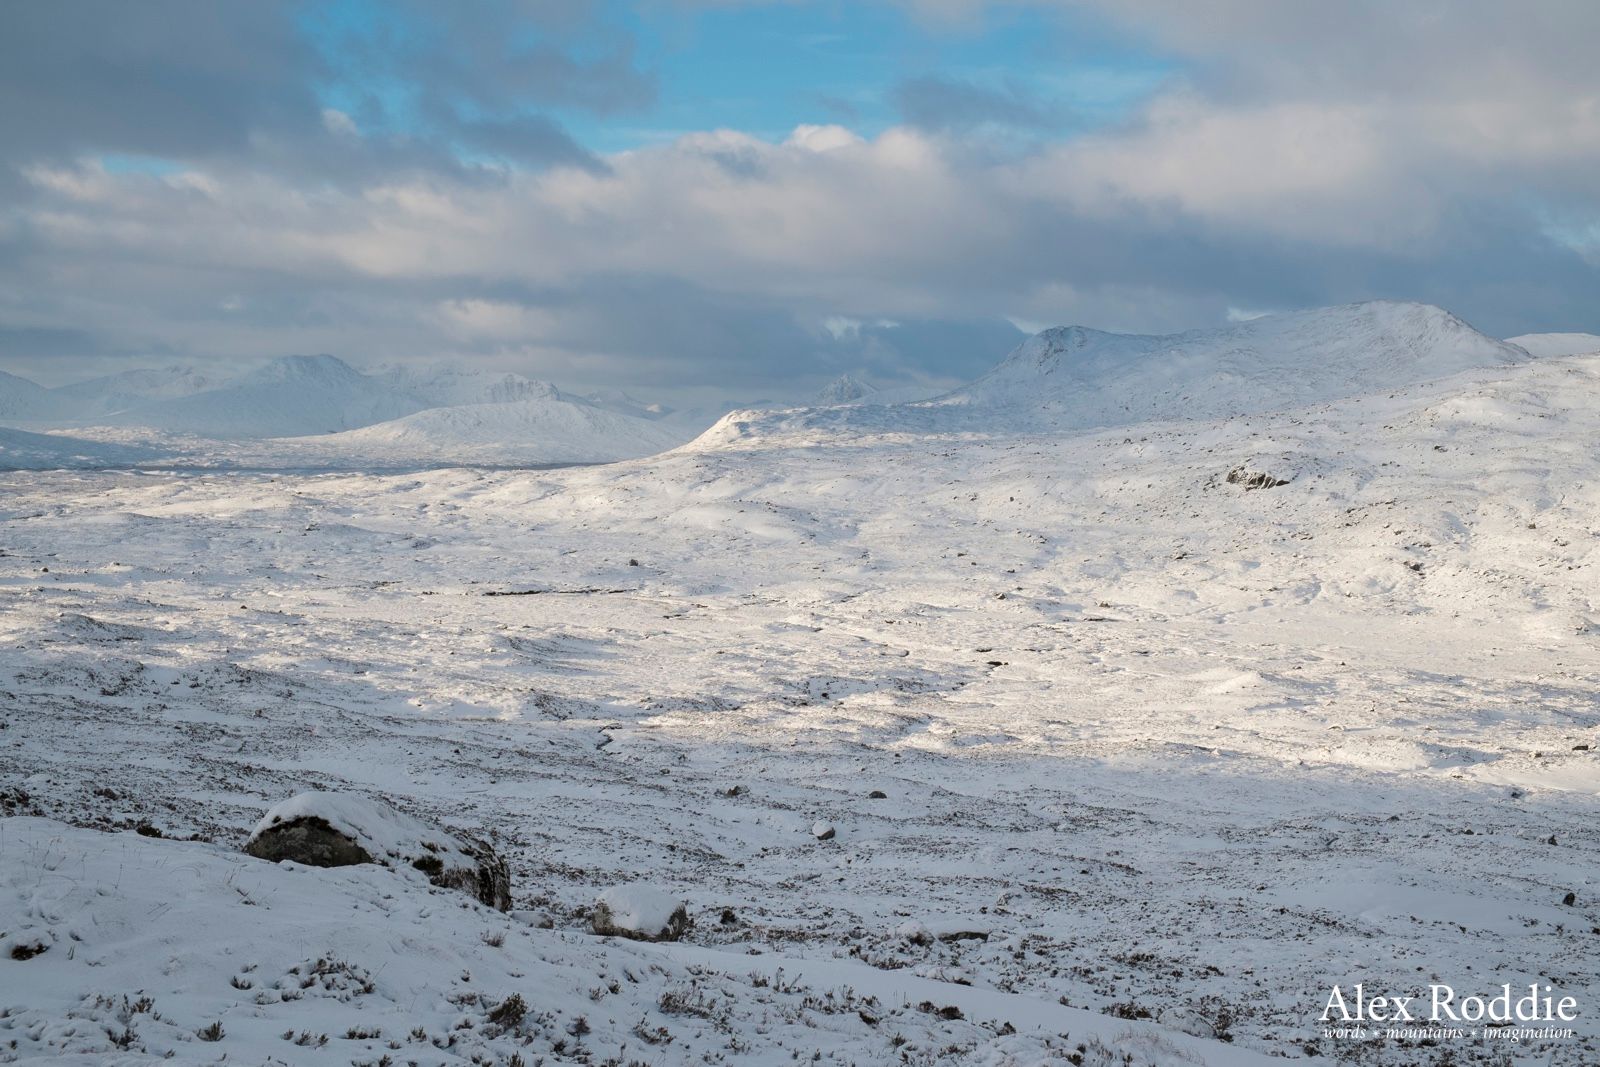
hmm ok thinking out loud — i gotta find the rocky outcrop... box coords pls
[244,791,510,910]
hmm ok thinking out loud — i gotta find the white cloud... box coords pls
[321,108,359,137]
[6,2,1600,387]
[785,124,864,152]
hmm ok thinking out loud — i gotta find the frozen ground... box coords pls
[2,334,1598,1064]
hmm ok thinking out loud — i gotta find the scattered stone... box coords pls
[1563,891,1578,906]
[811,820,836,841]
[244,791,510,910]
[7,936,49,961]
[1225,465,1292,490]
[917,1001,964,1021]
[868,790,888,800]
[590,885,689,942]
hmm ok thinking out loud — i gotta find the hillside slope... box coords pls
[287,392,692,465]
[0,369,59,422]
[47,365,221,417]
[374,363,565,406]
[93,355,428,438]
[698,302,1533,448]
[3,349,1597,1064]
[941,301,1524,422]
[0,426,160,469]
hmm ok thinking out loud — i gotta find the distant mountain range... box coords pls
[699,301,1550,447]
[0,356,714,467]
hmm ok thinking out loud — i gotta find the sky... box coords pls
[1,0,1598,403]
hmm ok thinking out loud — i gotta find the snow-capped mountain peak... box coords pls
[234,353,370,388]
[932,300,1527,425]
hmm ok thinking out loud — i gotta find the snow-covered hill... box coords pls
[374,363,564,406]
[940,301,1524,422]
[86,355,429,438]
[816,372,878,405]
[697,301,1535,447]
[0,369,60,422]
[2,357,705,464]
[287,392,692,465]
[1506,331,1600,358]
[47,365,221,417]
[0,303,1582,471]
[0,425,160,469]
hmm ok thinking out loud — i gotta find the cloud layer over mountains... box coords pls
[1,1,1597,398]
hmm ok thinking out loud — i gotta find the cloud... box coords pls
[0,0,650,178]
[448,114,605,170]
[894,75,1068,132]
[5,107,1596,394]
[1,0,1598,397]
[0,3,320,166]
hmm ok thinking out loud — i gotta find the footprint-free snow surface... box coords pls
[2,303,1597,1065]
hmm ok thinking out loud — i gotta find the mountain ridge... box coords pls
[693,301,1534,448]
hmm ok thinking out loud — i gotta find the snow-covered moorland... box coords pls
[1,303,1597,1065]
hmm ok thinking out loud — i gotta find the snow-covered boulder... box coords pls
[590,884,689,942]
[244,791,510,910]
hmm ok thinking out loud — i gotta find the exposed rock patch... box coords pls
[244,791,510,910]
[1225,465,1292,490]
